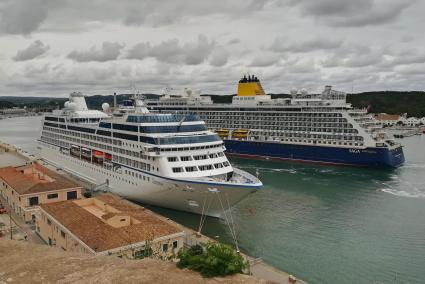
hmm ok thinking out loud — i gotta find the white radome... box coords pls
[102,103,110,112]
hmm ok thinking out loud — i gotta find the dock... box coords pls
[0,142,305,284]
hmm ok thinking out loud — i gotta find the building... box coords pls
[36,193,185,259]
[374,113,401,126]
[0,163,83,222]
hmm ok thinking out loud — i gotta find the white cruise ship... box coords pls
[145,76,405,168]
[38,92,262,217]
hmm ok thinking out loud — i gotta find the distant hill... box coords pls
[1,91,424,117]
[346,91,425,118]
[0,100,15,108]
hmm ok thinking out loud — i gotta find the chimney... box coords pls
[113,92,117,109]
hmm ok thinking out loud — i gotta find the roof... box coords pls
[375,113,400,121]
[0,163,80,195]
[40,194,183,253]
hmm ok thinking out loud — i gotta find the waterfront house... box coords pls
[0,162,82,222]
[36,193,185,259]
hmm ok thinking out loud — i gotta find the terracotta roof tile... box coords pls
[0,163,80,195]
[40,194,183,253]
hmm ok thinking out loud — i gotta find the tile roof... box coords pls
[375,114,400,121]
[0,163,80,195]
[40,194,183,253]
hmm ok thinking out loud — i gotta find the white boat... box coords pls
[38,92,262,217]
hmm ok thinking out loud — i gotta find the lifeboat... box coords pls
[216,128,229,138]
[232,129,249,139]
[92,150,104,159]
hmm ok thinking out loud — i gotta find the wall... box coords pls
[0,178,82,222]
[36,207,185,260]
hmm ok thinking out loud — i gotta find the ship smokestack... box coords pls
[113,92,117,109]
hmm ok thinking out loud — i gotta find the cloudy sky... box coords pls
[0,0,424,97]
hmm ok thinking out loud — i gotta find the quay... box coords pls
[0,142,304,284]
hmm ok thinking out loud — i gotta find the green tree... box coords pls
[177,243,247,277]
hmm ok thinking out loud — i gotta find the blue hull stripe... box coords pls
[224,140,405,168]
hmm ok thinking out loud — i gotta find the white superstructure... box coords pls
[38,92,262,217]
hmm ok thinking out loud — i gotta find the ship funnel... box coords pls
[236,74,266,97]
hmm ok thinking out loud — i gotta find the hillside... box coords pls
[0,240,263,284]
[1,91,424,117]
[346,91,425,117]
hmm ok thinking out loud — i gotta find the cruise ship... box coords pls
[37,92,262,217]
[145,76,405,168]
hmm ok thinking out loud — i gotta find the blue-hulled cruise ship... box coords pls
[145,76,405,168]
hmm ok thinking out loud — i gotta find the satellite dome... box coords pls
[102,102,110,112]
[301,88,308,95]
[64,101,70,108]
[290,88,298,95]
[67,102,77,111]
[185,88,192,96]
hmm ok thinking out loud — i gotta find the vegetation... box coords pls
[177,243,247,278]
[346,91,425,118]
[209,91,425,117]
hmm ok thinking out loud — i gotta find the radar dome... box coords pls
[185,88,192,96]
[290,88,298,95]
[102,102,110,112]
[301,88,308,95]
[67,102,77,111]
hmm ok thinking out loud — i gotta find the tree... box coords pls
[177,243,247,277]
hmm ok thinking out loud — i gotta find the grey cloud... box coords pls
[127,35,215,65]
[287,0,414,27]
[0,0,273,35]
[13,40,50,61]
[270,37,343,53]
[250,54,281,67]
[0,0,50,34]
[209,47,229,67]
[67,42,124,62]
[228,39,241,45]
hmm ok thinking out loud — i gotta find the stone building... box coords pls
[0,163,83,222]
[36,193,185,259]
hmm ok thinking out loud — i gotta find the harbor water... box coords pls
[0,116,424,284]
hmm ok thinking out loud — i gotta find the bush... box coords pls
[177,243,247,277]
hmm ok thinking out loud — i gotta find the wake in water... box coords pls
[380,188,425,198]
[379,176,425,198]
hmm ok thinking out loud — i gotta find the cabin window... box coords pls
[172,167,183,173]
[185,166,198,172]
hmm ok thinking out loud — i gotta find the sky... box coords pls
[0,0,424,97]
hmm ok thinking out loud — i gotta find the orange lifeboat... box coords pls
[92,150,104,159]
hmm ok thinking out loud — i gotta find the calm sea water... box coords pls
[1,116,424,284]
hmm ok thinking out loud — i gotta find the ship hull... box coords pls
[39,142,259,218]
[224,140,405,168]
